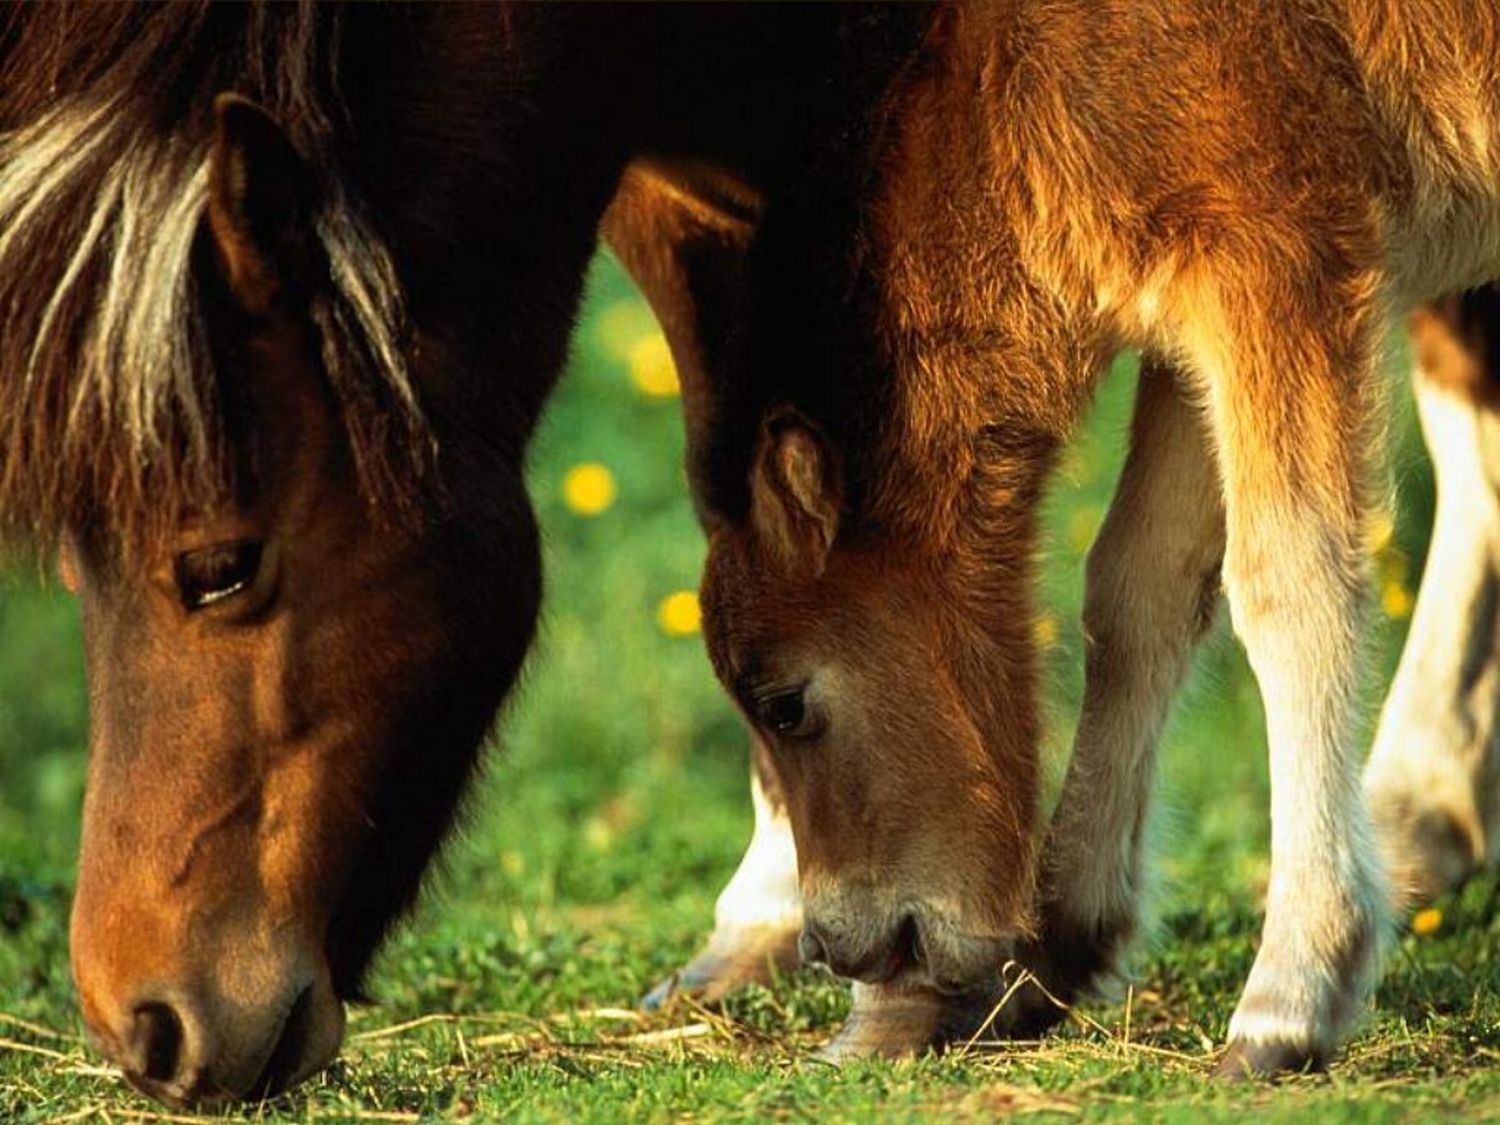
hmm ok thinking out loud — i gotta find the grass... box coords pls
[0,253,1494,1122]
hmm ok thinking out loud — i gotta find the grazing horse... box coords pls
[0,1,932,1106]
[2,0,1497,1106]
[685,0,1500,1077]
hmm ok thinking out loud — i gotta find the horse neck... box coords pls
[728,3,1088,550]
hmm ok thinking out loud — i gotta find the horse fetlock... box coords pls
[1368,735,1494,912]
[1365,780,1484,909]
[641,922,802,1010]
[1226,890,1383,1076]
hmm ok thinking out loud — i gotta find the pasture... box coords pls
[1,254,1496,1121]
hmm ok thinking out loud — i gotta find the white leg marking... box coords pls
[712,759,803,934]
[1365,373,1500,902]
[1180,286,1389,1065]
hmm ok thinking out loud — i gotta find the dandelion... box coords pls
[595,297,657,361]
[562,462,617,516]
[1365,509,1396,553]
[657,590,702,637]
[1033,614,1059,648]
[583,816,613,851]
[629,332,680,398]
[1066,505,1103,555]
[1382,580,1413,620]
[1411,907,1442,937]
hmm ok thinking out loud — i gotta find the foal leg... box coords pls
[1365,290,1500,907]
[642,739,802,1008]
[1000,360,1226,1034]
[820,362,1226,1055]
[1193,279,1388,1076]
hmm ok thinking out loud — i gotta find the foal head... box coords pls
[701,407,1042,996]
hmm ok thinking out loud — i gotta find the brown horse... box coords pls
[0,1,931,1106]
[4,0,1498,1105]
[683,0,1500,1078]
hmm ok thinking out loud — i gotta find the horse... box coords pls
[0,1,933,1106]
[2,0,1497,1106]
[683,0,1500,1078]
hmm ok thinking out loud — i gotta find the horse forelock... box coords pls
[0,2,433,552]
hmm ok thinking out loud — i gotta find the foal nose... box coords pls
[799,924,831,968]
[800,914,927,983]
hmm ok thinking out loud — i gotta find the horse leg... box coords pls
[1188,271,1388,1076]
[1365,288,1500,908]
[642,739,803,1007]
[817,364,1223,1056]
[996,359,1226,1035]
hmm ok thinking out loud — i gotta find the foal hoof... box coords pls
[1212,1038,1327,1080]
[641,924,801,1010]
[816,979,1004,1062]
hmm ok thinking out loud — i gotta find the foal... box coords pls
[689,0,1500,1074]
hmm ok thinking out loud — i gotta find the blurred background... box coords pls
[0,252,1434,1024]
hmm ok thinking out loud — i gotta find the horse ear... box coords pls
[206,94,316,316]
[749,410,842,577]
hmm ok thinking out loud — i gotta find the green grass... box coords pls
[1,253,1493,1122]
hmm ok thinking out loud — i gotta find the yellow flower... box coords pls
[1067,505,1104,555]
[562,463,617,517]
[1033,614,1059,648]
[583,816,614,852]
[657,590,702,637]
[1381,581,1413,620]
[1411,907,1442,937]
[595,298,657,361]
[629,332,680,398]
[1365,509,1396,553]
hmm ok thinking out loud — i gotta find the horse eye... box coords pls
[756,689,810,737]
[174,541,264,611]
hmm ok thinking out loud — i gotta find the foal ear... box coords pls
[206,94,317,316]
[749,410,842,577]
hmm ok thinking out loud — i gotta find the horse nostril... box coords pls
[898,913,926,968]
[129,1001,184,1084]
[798,925,830,967]
[249,985,315,1099]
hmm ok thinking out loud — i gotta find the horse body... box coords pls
[693,0,1500,1071]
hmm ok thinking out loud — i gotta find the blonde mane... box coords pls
[0,2,431,546]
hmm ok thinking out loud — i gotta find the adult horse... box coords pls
[0,1,931,1106]
[687,0,1500,1078]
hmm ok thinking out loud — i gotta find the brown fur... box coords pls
[690,0,1500,1068]
[9,0,1500,1102]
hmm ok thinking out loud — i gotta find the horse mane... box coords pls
[0,2,431,548]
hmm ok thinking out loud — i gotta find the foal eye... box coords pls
[755,689,813,738]
[174,541,264,611]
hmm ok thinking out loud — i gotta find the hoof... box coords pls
[816,979,1004,1062]
[1212,1038,1327,1080]
[641,924,800,1011]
